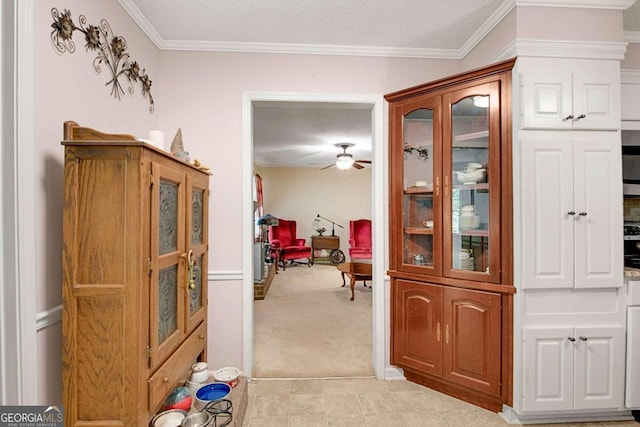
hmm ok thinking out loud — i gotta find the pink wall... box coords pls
[156,50,461,368]
[34,0,160,405]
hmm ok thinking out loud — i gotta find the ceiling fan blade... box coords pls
[321,163,335,170]
[352,162,364,170]
[355,160,372,164]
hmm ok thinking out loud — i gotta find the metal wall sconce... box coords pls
[50,8,155,113]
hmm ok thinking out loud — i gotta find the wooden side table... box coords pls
[311,235,340,264]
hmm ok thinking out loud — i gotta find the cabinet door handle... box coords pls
[435,176,440,196]
[578,212,587,216]
[568,337,576,342]
[444,176,449,197]
[579,336,588,341]
[563,115,574,121]
[574,114,586,121]
[567,211,576,216]
[445,324,450,344]
[436,322,441,342]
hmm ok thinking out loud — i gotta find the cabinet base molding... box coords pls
[403,368,502,412]
[500,406,635,425]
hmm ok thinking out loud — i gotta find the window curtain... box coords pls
[254,174,264,241]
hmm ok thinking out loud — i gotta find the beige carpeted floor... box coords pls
[253,263,374,378]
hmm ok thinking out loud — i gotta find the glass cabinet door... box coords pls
[185,174,209,334]
[395,97,442,275]
[150,163,186,369]
[443,82,501,283]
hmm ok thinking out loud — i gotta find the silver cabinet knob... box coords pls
[579,212,587,216]
[579,336,588,341]
[574,114,586,120]
[568,337,576,342]
[563,115,574,121]
[567,211,576,216]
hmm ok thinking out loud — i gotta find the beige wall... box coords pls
[623,43,640,69]
[257,166,372,256]
[516,7,624,42]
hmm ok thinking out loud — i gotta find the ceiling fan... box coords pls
[315,143,371,170]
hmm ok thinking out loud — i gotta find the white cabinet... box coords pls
[523,326,625,412]
[521,134,623,290]
[521,72,620,130]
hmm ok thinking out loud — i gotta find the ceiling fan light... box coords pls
[336,155,354,170]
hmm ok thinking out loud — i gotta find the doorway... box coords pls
[241,92,385,379]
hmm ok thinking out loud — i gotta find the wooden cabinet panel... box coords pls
[443,287,501,395]
[393,280,443,376]
[392,279,502,401]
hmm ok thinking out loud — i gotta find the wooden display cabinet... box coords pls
[61,121,210,426]
[386,59,516,412]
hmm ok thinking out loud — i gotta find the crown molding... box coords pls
[117,0,164,49]
[512,38,627,60]
[625,31,640,44]
[159,39,461,58]
[460,0,516,57]
[514,0,635,9]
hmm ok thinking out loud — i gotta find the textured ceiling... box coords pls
[125,0,505,51]
[122,0,640,167]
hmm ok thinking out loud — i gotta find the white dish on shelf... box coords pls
[412,180,429,187]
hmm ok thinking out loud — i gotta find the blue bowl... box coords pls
[194,382,231,410]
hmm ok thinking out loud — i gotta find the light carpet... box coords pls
[253,263,374,378]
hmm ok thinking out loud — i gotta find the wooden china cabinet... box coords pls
[61,122,210,426]
[385,59,516,412]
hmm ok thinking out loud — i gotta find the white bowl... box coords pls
[213,367,240,388]
[455,169,486,184]
[151,409,188,427]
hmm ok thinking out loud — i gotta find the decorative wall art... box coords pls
[50,8,155,113]
[404,144,429,159]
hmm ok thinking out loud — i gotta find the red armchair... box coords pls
[269,219,312,271]
[349,219,372,260]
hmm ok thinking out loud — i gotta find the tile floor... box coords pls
[242,377,639,427]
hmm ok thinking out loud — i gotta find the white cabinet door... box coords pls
[521,72,619,130]
[521,135,622,290]
[572,73,620,130]
[627,307,640,408]
[523,327,574,412]
[521,73,573,130]
[523,326,625,412]
[521,138,574,289]
[572,138,623,289]
[574,326,625,410]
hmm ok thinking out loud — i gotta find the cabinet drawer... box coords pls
[148,322,207,411]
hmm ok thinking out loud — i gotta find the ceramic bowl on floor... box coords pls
[213,367,240,388]
[194,382,231,411]
[151,409,188,427]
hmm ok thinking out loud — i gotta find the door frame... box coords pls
[241,91,386,379]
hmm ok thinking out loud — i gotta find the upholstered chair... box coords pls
[269,219,312,270]
[349,219,372,260]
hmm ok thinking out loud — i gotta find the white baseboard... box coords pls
[500,405,635,425]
